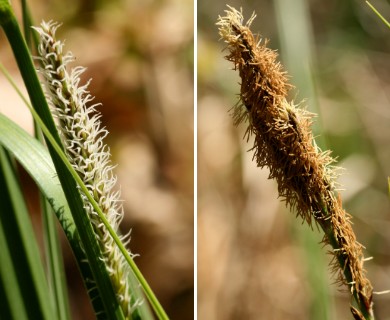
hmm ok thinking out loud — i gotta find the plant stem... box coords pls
[366,1,390,29]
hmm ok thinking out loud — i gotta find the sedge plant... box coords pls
[0,0,168,319]
[217,6,375,320]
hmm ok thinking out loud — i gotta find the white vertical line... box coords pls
[193,0,198,318]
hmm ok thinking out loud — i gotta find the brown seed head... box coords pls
[217,6,374,318]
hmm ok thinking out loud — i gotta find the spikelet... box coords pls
[33,20,138,318]
[217,6,374,318]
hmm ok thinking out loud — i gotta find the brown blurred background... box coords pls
[0,0,193,319]
[198,0,390,319]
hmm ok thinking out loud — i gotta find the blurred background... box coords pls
[0,0,193,319]
[198,0,390,319]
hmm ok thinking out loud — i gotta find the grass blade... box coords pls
[41,197,71,320]
[0,146,55,319]
[0,210,29,320]
[0,112,109,318]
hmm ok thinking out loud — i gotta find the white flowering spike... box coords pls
[33,20,138,318]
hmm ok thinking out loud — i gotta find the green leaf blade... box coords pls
[0,147,55,320]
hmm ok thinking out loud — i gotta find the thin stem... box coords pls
[366,1,390,29]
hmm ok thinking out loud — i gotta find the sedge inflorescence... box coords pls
[217,6,373,319]
[33,20,137,318]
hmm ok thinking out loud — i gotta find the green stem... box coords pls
[366,1,390,29]
[22,4,71,319]
[316,205,373,320]
[38,123,71,320]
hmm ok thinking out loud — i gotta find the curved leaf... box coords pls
[0,112,106,317]
[0,147,55,319]
[0,113,73,230]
